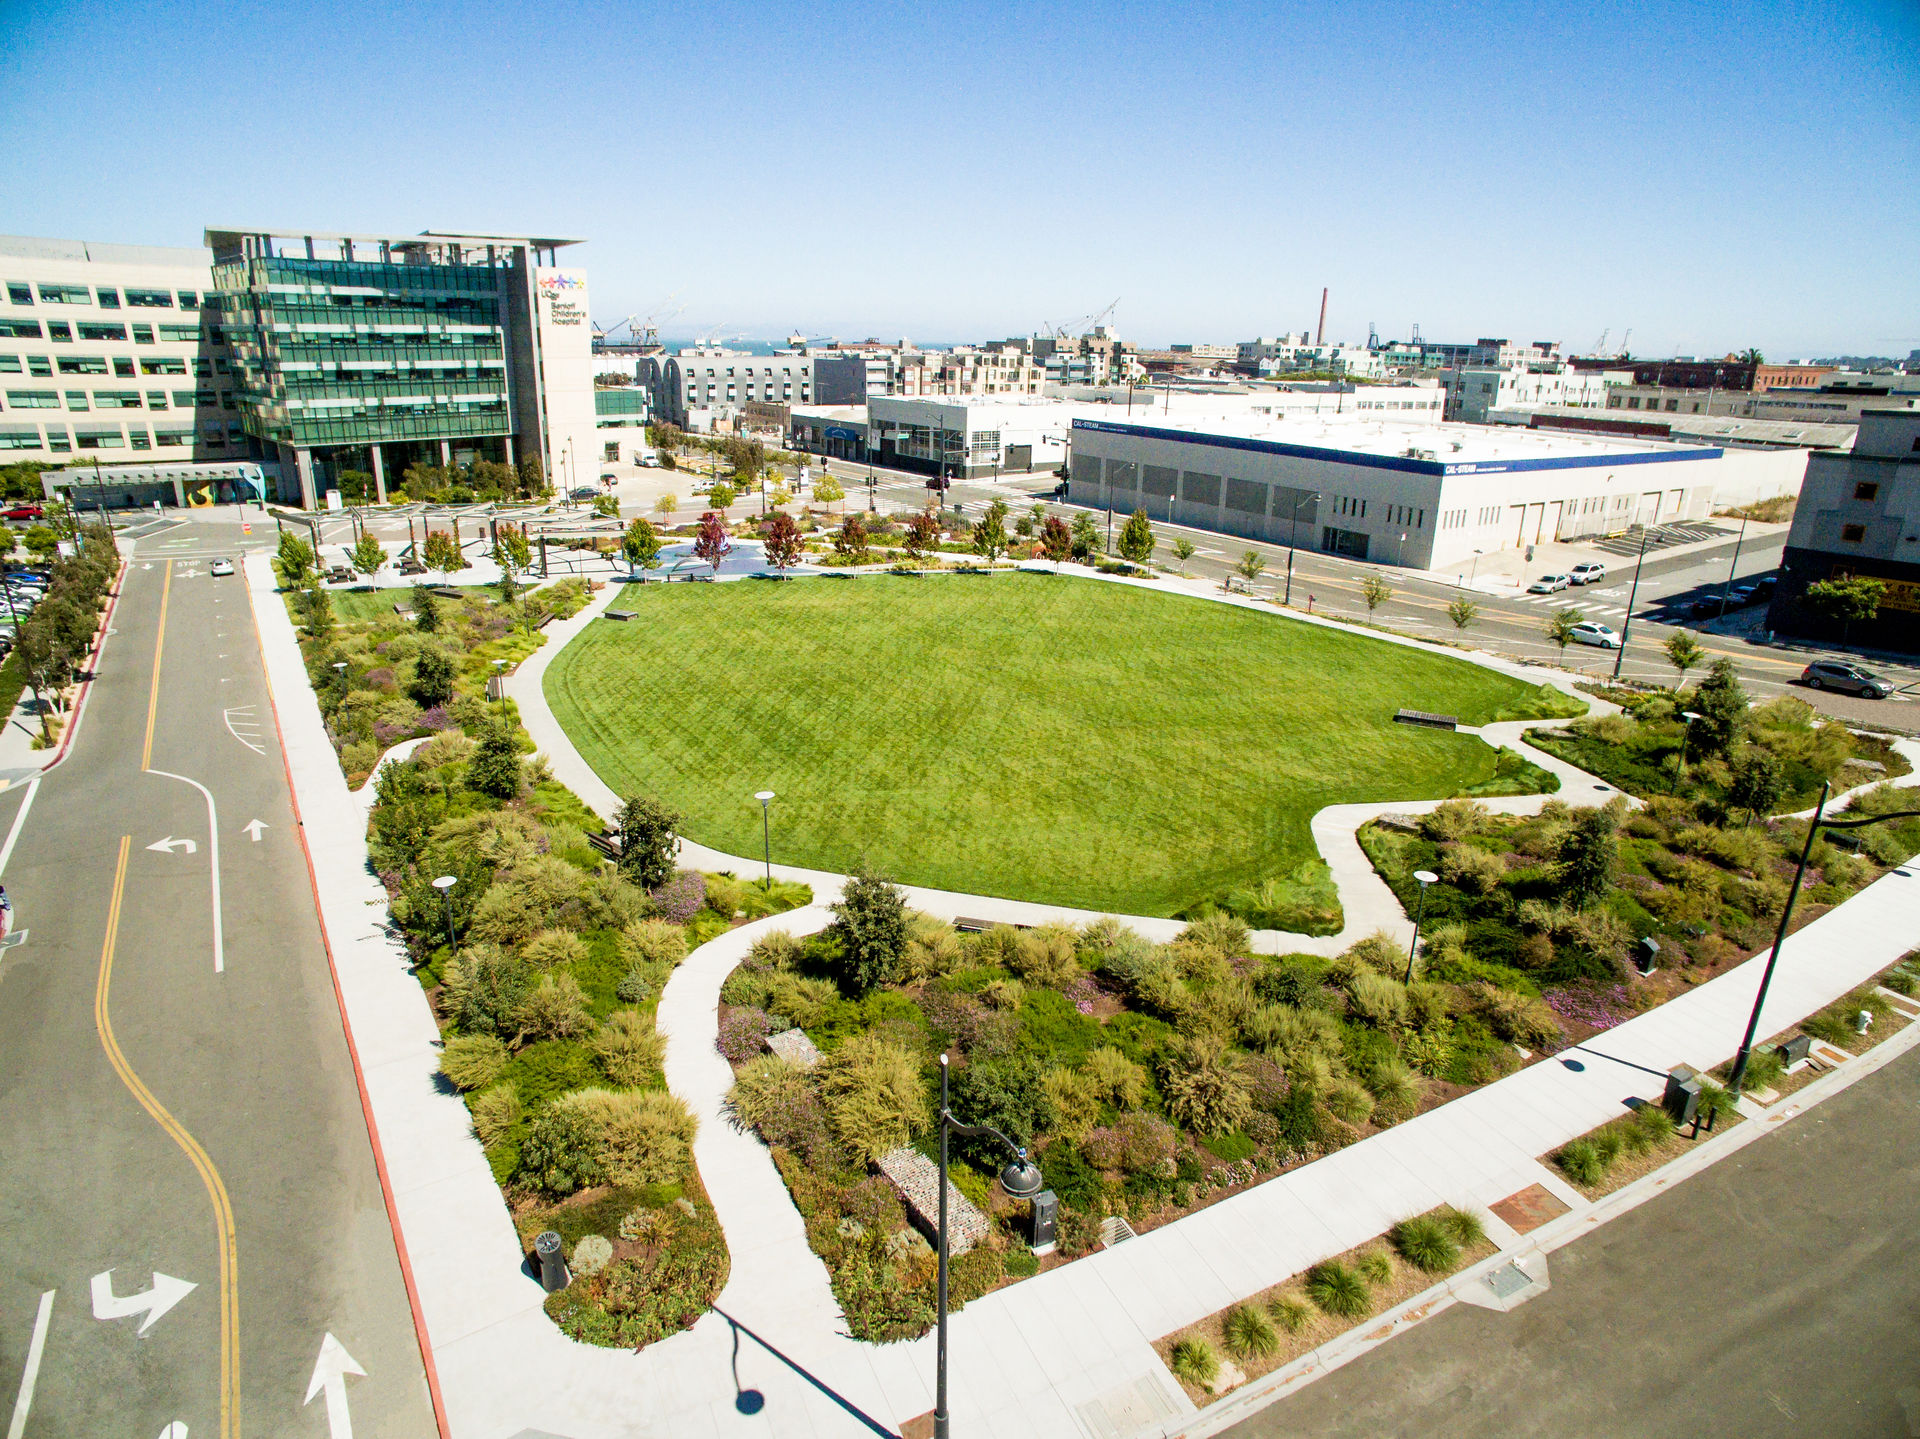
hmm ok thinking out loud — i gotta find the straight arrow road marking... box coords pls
[91,1269,197,1336]
[304,1333,365,1439]
[242,820,267,842]
[147,835,198,855]
[5,1290,54,1439]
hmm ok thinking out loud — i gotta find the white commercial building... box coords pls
[1442,365,1618,422]
[1066,413,1798,571]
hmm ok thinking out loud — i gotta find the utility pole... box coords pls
[1716,512,1749,618]
[1611,522,1654,683]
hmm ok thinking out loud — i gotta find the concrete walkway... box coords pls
[249,553,1920,1438]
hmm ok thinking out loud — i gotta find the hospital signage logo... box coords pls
[538,270,588,327]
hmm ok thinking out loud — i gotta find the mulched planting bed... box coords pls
[1545,1099,1746,1202]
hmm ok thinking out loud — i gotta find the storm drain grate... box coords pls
[1486,1261,1534,1300]
[1099,1216,1138,1248]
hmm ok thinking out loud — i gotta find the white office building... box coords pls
[1442,365,1618,422]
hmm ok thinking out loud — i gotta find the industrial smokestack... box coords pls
[1317,287,1328,346]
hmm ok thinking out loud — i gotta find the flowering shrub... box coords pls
[1544,984,1633,1032]
[1064,974,1103,1016]
[417,704,453,732]
[717,1006,774,1063]
[649,870,707,923]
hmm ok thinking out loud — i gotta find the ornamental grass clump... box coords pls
[1170,1337,1219,1385]
[1222,1303,1279,1360]
[1390,1215,1460,1273]
[620,918,689,969]
[1305,1260,1370,1318]
[523,927,589,970]
[439,1034,509,1091]
[816,1033,928,1163]
[469,1083,521,1145]
[593,1009,665,1086]
[1267,1292,1312,1333]
[1355,1248,1393,1286]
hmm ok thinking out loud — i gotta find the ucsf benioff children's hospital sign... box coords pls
[536,268,590,327]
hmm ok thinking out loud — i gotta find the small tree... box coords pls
[424,529,461,581]
[622,516,661,579]
[1804,575,1885,646]
[517,455,546,498]
[614,794,681,890]
[693,510,731,577]
[349,530,386,586]
[828,867,909,995]
[1663,631,1705,683]
[709,481,736,511]
[1727,746,1786,822]
[1448,598,1478,630]
[1544,608,1582,656]
[1041,515,1072,570]
[1172,536,1196,574]
[655,493,679,519]
[409,647,456,708]
[23,524,58,563]
[1070,511,1099,561]
[1557,805,1618,909]
[903,510,940,562]
[1236,551,1266,584]
[495,522,531,583]
[273,531,316,589]
[1690,657,1748,759]
[466,721,523,800]
[1117,508,1156,566]
[813,475,845,513]
[762,510,803,577]
[300,580,333,641]
[972,504,1008,562]
[834,513,869,563]
[1361,575,1393,615]
[592,493,620,519]
[411,584,440,633]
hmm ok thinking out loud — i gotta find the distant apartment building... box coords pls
[1568,356,1833,391]
[1765,402,1920,652]
[1605,372,1920,425]
[644,349,813,429]
[896,344,1042,397]
[1442,365,1615,422]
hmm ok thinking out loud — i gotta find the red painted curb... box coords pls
[241,564,454,1438]
[38,557,127,774]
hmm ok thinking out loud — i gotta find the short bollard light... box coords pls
[534,1230,570,1292]
[1855,1010,1874,1036]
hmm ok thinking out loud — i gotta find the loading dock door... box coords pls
[1527,502,1545,543]
[1547,500,1563,540]
[1637,491,1662,526]
[1512,505,1528,546]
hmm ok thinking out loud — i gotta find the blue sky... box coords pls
[3,0,1915,357]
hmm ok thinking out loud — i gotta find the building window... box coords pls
[177,291,199,308]
[27,356,51,377]
[113,357,134,377]
[129,428,151,450]
[131,323,155,344]
[58,356,109,375]
[97,287,120,310]
[1854,481,1879,501]
[0,319,39,339]
[141,358,187,376]
[46,322,71,342]
[93,391,143,409]
[37,284,91,305]
[124,289,173,308]
[147,390,168,410]
[0,356,17,373]
[603,442,619,462]
[1840,524,1866,543]
[7,282,32,305]
[78,322,126,341]
[75,427,126,450]
[5,390,60,408]
[65,391,89,410]
[0,427,41,450]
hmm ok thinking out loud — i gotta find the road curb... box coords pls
[36,557,126,774]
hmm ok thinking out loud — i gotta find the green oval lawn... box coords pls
[546,572,1549,916]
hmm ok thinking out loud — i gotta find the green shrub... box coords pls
[1081,1046,1147,1108]
[1305,1260,1370,1318]
[1340,931,1403,978]
[1364,1061,1420,1123]
[1267,1292,1312,1333]
[443,944,532,1038]
[1010,924,1082,987]
[1181,911,1251,957]
[1439,1207,1486,1248]
[1003,1248,1040,1278]
[1158,1034,1254,1135]
[1420,798,1491,842]
[1324,1078,1375,1126]
[827,867,909,994]
[763,971,841,1027]
[1439,842,1507,896]
[524,928,590,970]
[1355,1248,1393,1286]
[1170,1337,1219,1385]
[1223,1303,1279,1360]
[981,977,1027,1011]
[1554,1137,1607,1186]
[619,919,688,968]
[1801,987,1892,1046]
[615,964,659,1004]
[1254,954,1331,1007]
[816,1033,928,1162]
[593,1009,665,1086]
[521,1095,609,1195]
[439,1034,509,1091]
[469,1083,521,1145]
[747,928,804,972]
[513,973,595,1043]
[1345,971,1409,1030]
[1389,1215,1459,1273]
[1041,1067,1102,1142]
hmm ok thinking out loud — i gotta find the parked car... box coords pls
[4,571,46,587]
[1527,574,1571,594]
[1680,595,1724,619]
[1,505,44,521]
[1569,562,1607,585]
[1568,621,1621,649]
[568,486,599,501]
[210,558,235,577]
[1746,574,1777,601]
[1800,661,1893,698]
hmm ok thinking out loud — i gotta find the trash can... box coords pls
[1662,1066,1701,1126]
[534,1230,570,1293]
[1030,1190,1059,1252]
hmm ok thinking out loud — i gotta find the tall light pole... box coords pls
[1284,490,1318,608]
[1610,521,1655,683]
[432,874,458,953]
[934,1053,1044,1439]
[1675,711,1701,792]
[1403,869,1438,982]
[1728,785,1920,1094]
[753,790,775,886]
[1716,511,1749,618]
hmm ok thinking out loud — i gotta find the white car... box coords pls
[1569,562,1607,585]
[210,558,235,577]
[1528,574,1571,594]
[1568,620,1620,649]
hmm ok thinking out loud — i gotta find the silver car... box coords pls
[1568,621,1620,649]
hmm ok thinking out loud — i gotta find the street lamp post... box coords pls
[1675,710,1701,792]
[753,790,775,886]
[1467,549,1484,586]
[1716,512,1749,619]
[1284,490,1319,608]
[431,874,458,953]
[1404,869,1438,983]
[1610,522,1655,683]
[1728,784,1920,1095]
[934,1053,1044,1439]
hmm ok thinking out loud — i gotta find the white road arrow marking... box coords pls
[156,1425,187,1438]
[304,1333,365,1439]
[90,1270,197,1336]
[243,819,267,842]
[146,835,198,855]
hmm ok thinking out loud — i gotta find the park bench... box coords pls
[953,916,1032,934]
[1394,708,1458,731]
[604,609,635,622]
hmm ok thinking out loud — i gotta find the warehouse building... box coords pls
[1066,413,1804,571]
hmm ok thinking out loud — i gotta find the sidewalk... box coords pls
[259,552,1920,1438]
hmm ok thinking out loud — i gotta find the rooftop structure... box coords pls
[1500,405,1858,452]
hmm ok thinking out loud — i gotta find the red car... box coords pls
[1,505,43,521]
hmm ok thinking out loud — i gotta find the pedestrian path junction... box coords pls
[242,552,1920,1439]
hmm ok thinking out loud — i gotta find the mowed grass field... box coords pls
[546,573,1554,916]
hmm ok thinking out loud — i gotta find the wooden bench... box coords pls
[604,609,636,622]
[1394,708,1458,731]
[953,916,1032,934]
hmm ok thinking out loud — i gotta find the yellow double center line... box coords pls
[106,557,240,1436]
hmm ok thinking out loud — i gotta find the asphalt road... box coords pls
[1226,1043,1920,1439]
[0,521,434,1437]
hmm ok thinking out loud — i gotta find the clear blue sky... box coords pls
[4,0,1916,358]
